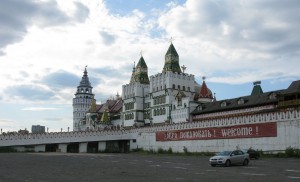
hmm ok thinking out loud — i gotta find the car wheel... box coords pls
[225,160,231,167]
[243,159,249,166]
[211,164,216,167]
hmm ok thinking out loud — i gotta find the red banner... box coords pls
[156,122,277,141]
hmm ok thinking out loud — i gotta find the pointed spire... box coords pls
[162,43,181,73]
[130,62,136,83]
[213,93,217,102]
[89,96,97,112]
[100,103,110,123]
[79,66,92,88]
[135,56,150,84]
[116,92,120,99]
[198,76,213,102]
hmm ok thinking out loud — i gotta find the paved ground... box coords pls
[0,153,300,182]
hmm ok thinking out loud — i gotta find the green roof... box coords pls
[136,56,147,68]
[251,85,263,96]
[163,43,182,73]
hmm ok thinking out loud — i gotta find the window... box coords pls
[173,84,175,89]
[269,93,277,99]
[197,106,202,111]
[221,102,227,107]
[183,86,185,91]
[178,85,180,90]
[238,98,244,105]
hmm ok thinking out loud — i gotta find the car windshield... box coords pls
[217,151,232,156]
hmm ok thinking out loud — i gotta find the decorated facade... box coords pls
[73,43,214,130]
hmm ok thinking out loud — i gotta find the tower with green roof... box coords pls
[122,56,150,127]
[162,43,182,73]
[135,56,150,84]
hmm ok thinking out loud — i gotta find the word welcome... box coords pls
[156,122,277,141]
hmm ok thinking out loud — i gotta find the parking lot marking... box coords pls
[150,165,161,167]
[286,169,300,173]
[287,176,300,179]
[243,166,257,169]
[174,167,187,170]
[206,170,217,172]
[145,160,153,163]
[241,173,267,176]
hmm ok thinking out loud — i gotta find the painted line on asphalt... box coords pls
[241,173,267,176]
[145,160,153,163]
[174,167,187,170]
[206,170,217,172]
[178,163,191,166]
[288,176,300,179]
[150,165,161,167]
[243,166,257,169]
[286,169,300,173]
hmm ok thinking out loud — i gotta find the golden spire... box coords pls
[89,96,97,112]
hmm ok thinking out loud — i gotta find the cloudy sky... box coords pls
[0,0,299,132]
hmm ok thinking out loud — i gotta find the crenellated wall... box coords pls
[1,110,300,153]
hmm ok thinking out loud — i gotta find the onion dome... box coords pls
[134,56,150,84]
[162,43,182,73]
[198,76,213,103]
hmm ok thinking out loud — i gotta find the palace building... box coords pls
[73,43,300,132]
[73,43,215,131]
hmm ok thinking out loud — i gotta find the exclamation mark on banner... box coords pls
[256,126,258,135]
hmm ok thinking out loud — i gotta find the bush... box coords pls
[285,147,300,157]
[167,147,173,154]
[183,146,189,154]
[157,148,164,154]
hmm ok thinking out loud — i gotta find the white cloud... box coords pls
[21,107,59,111]
[0,0,300,131]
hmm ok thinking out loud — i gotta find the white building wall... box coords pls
[136,120,300,153]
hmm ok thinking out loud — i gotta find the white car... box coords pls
[209,150,250,167]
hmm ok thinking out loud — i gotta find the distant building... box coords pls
[31,125,45,134]
[18,129,29,134]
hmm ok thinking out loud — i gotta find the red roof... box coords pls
[199,80,213,99]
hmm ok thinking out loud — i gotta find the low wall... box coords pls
[136,120,300,153]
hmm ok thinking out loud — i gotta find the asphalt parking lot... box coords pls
[0,153,299,182]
